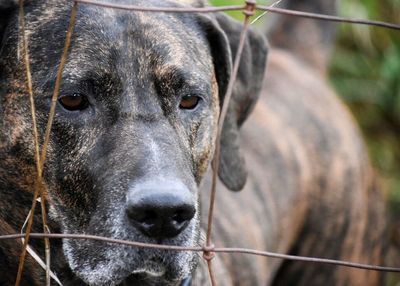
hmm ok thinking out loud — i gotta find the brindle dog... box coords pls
[0,0,385,285]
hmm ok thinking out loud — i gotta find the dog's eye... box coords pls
[179,95,200,110]
[59,93,89,111]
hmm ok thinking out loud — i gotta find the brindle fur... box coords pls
[0,0,385,285]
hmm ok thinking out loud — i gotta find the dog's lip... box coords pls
[118,258,168,285]
[131,268,165,277]
[118,272,180,286]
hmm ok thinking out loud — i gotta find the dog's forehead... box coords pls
[61,4,213,85]
[19,0,214,87]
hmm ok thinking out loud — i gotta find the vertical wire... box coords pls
[204,1,256,285]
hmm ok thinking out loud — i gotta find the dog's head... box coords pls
[0,0,267,284]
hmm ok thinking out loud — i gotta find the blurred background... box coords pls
[211,0,400,284]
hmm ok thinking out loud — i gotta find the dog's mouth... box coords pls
[59,187,200,285]
[63,236,198,285]
[115,254,194,286]
[119,272,192,286]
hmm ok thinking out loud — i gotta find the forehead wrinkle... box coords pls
[59,2,213,78]
[136,13,186,65]
[110,12,212,87]
[58,8,129,84]
[34,1,215,106]
[133,10,212,69]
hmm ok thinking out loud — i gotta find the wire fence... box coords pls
[4,0,400,285]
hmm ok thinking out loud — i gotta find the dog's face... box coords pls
[0,0,266,284]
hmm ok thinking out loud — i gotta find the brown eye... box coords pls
[59,93,89,111]
[179,95,200,110]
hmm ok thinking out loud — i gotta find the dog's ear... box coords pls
[216,14,268,192]
[199,13,268,191]
[0,0,18,44]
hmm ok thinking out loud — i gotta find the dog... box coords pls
[0,0,386,285]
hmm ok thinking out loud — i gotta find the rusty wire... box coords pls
[9,0,400,285]
[3,233,400,273]
[204,1,256,284]
[74,0,400,30]
[256,5,400,30]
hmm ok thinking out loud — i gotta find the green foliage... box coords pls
[209,0,244,19]
[329,8,400,281]
[329,0,400,206]
[209,0,269,20]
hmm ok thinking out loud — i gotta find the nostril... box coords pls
[127,204,195,239]
[172,213,185,224]
[135,210,158,225]
[127,207,161,236]
[172,206,195,224]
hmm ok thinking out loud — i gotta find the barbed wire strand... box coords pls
[74,0,400,30]
[205,1,256,285]
[257,5,400,30]
[2,233,400,273]
[76,0,244,12]
[15,1,51,285]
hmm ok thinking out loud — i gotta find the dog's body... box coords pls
[197,49,386,285]
[0,0,385,285]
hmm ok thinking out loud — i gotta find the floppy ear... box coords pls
[199,13,268,191]
[217,14,268,192]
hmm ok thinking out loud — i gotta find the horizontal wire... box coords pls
[75,0,244,13]
[1,233,399,273]
[74,0,400,30]
[257,5,400,30]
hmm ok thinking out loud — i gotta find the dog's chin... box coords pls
[118,259,187,286]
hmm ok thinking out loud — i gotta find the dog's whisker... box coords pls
[250,0,284,25]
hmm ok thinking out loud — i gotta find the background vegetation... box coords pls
[210,0,400,205]
[330,0,400,208]
[330,1,400,284]
[211,0,400,283]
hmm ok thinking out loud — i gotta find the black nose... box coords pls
[126,184,195,239]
